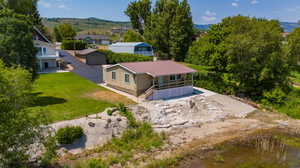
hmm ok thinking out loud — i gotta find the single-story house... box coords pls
[111,27,129,34]
[103,60,196,100]
[108,42,154,56]
[33,27,60,72]
[76,48,106,65]
[75,34,111,45]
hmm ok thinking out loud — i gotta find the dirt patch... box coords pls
[87,90,136,105]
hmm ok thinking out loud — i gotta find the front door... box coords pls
[44,62,49,69]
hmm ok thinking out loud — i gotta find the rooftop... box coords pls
[75,34,110,40]
[110,42,151,47]
[77,48,98,55]
[118,60,196,77]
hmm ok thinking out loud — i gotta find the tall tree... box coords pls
[1,0,47,37]
[0,60,47,167]
[53,26,62,42]
[123,29,144,42]
[55,23,76,41]
[125,0,151,35]
[187,16,290,97]
[287,27,300,66]
[144,0,193,61]
[0,9,37,78]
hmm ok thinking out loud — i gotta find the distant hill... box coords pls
[194,22,300,33]
[43,17,300,36]
[43,17,131,35]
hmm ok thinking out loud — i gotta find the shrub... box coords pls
[61,40,87,50]
[56,126,84,144]
[107,109,113,116]
[100,50,152,64]
[262,87,287,105]
[40,136,57,166]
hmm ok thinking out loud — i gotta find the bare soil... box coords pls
[86,90,136,105]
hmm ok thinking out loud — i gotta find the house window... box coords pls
[170,75,176,81]
[176,74,182,80]
[125,73,130,83]
[43,47,47,55]
[37,47,43,56]
[112,71,116,80]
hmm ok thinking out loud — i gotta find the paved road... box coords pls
[59,50,103,84]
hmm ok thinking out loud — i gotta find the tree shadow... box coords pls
[29,92,67,107]
[59,134,87,151]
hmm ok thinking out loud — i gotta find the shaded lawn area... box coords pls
[28,72,134,123]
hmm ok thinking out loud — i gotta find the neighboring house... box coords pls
[76,48,107,65]
[108,42,154,56]
[75,35,111,45]
[103,60,196,100]
[111,27,129,34]
[33,27,60,72]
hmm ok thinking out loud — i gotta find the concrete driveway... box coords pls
[59,50,103,84]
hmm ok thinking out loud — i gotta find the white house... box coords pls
[33,27,60,72]
[108,42,154,56]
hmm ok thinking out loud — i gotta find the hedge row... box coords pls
[100,50,152,64]
[61,40,87,50]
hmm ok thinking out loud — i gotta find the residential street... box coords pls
[59,50,103,84]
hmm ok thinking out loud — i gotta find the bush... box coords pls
[56,126,84,144]
[61,40,87,50]
[100,50,152,64]
[262,87,287,105]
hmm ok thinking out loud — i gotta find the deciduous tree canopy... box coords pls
[186,16,291,97]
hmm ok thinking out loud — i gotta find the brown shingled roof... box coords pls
[118,60,196,77]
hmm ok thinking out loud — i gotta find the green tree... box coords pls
[125,0,151,35]
[0,60,47,167]
[53,26,62,42]
[55,23,76,41]
[144,0,194,61]
[123,29,144,42]
[0,9,37,78]
[1,0,47,38]
[187,16,290,97]
[287,27,300,67]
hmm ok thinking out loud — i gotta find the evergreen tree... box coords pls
[0,9,37,78]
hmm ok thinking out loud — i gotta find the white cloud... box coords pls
[202,10,217,23]
[232,2,239,7]
[38,0,70,10]
[250,0,259,4]
[58,4,66,9]
[38,0,52,8]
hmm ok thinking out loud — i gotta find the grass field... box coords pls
[28,72,134,122]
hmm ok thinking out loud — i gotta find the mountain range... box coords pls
[43,17,300,34]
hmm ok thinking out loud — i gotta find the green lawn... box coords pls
[28,72,114,122]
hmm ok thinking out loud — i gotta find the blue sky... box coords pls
[38,0,300,24]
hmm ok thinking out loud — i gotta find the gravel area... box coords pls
[50,108,128,155]
[130,90,256,132]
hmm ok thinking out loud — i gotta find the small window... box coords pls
[37,47,42,56]
[112,71,116,80]
[176,74,182,80]
[125,74,130,83]
[43,47,47,54]
[170,75,176,81]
